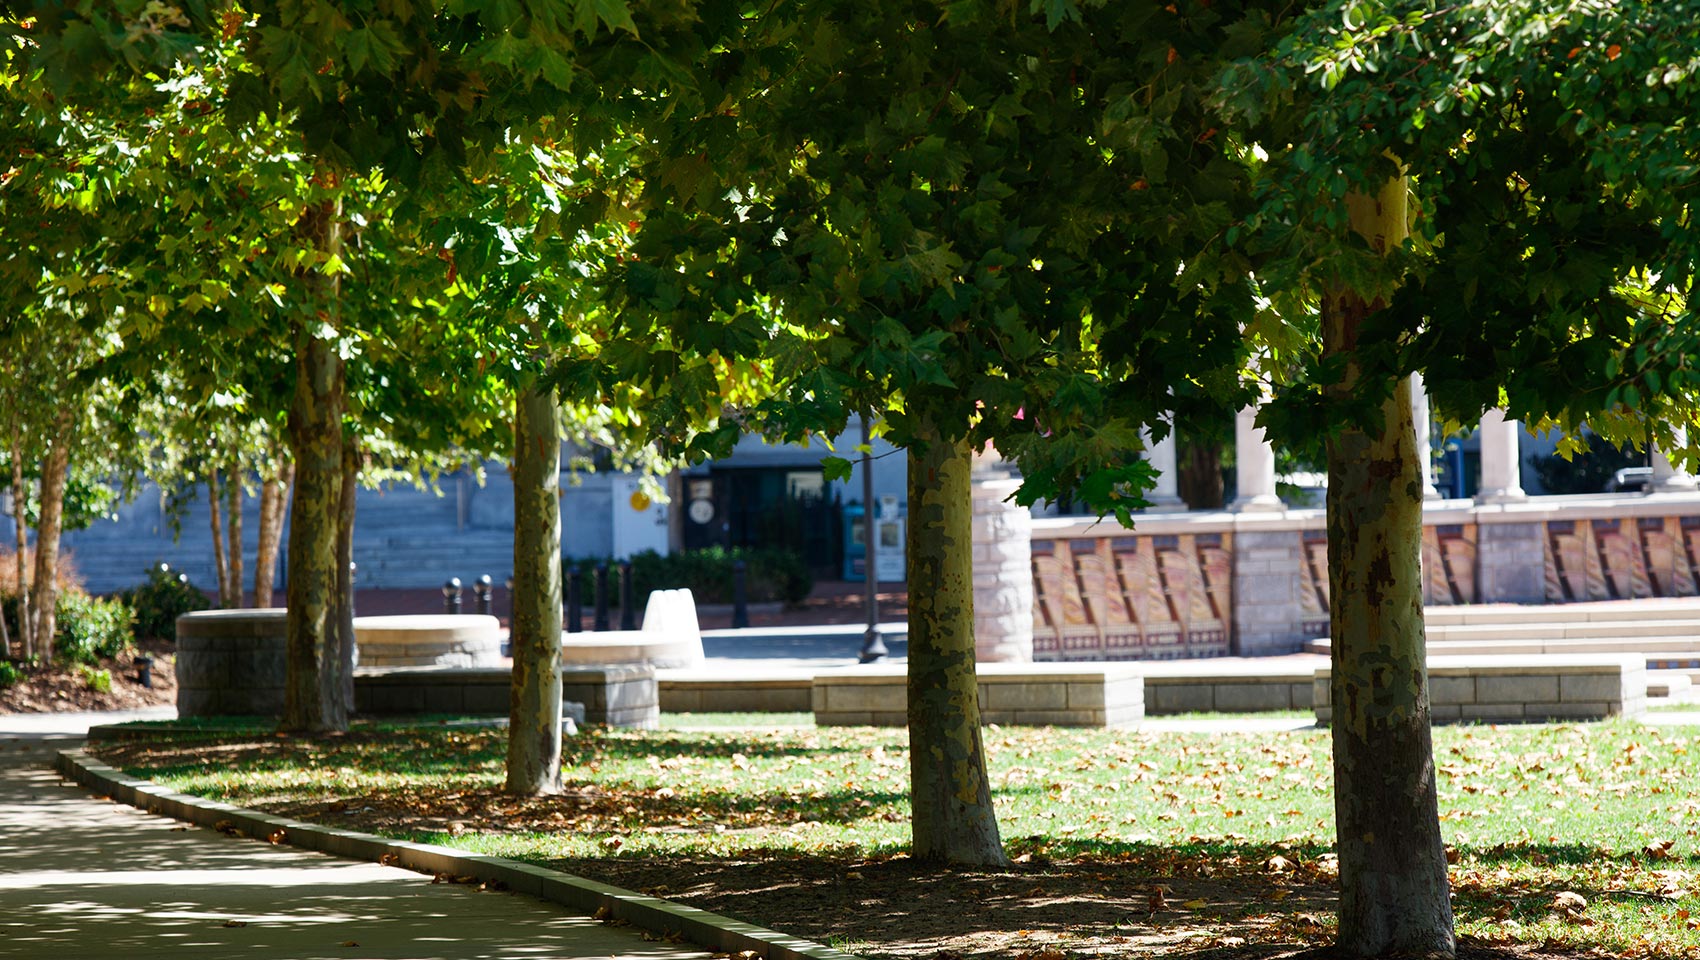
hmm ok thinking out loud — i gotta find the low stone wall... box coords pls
[175,609,288,718]
[354,665,659,728]
[1143,664,1314,715]
[659,672,812,713]
[813,663,1144,728]
[1314,654,1647,724]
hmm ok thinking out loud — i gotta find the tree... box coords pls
[595,0,1280,864]
[1226,2,1700,952]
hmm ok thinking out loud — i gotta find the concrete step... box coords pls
[1423,599,1700,626]
[1428,619,1700,642]
[1647,671,1694,700]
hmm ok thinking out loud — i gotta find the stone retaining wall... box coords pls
[354,666,659,728]
[1314,654,1647,724]
[813,663,1143,728]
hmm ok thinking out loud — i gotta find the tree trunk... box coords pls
[30,416,72,657]
[333,437,358,716]
[254,460,292,607]
[281,325,346,732]
[506,383,564,795]
[9,445,30,658]
[208,465,230,607]
[1325,176,1454,958]
[906,422,1007,866]
[227,458,244,607]
[1178,437,1225,510]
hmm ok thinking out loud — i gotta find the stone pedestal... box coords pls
[1232,404,1283,512]
[971,462,1034,663]
[1143,421,1185,509]
[175,609,288,718]
[1650,428,1699,494]
[1475,521,1546,602]
[1230,528,1312,654]
[1476,409,1527,503]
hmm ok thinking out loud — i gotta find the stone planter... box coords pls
[174,609,288,718]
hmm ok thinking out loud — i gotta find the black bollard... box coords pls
[443,577,463,614]
[135,654,154,689]
[619,560,636,630]
[566,565,583,633]
[475,574,494,616]
[593,563,610,631]
[731,559,750,629]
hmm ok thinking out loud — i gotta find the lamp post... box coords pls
[858,413,887,663]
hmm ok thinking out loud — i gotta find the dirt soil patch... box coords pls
[0,638,175,714]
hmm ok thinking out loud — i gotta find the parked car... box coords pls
[1606,466,1653,493]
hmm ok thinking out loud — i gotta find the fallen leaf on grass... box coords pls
[1180,898,1208,910]
[1645,839,1676,860]
[222,919,248,928]
[378,853,400,866]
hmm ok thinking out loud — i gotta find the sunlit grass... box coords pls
[100,715,1700,955]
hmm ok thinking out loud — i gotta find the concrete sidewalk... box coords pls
[0,715,712,960]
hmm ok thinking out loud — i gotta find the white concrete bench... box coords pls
[560,588,705,670]
[813,663,1144,728]
[1314,654,1647,724]
[353,614,503,668]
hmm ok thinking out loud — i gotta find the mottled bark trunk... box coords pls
[281,297,347,731]
[227,459,244,607]
[30,417,72,657]
[207,465,230,607]
[906,423,1007,866]
[253,460,292,608]
[9,446,29,658]
[506,383,564,795]
[333,437,358,716]
[1326,176,1454,958]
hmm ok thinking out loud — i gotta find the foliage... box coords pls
[102,718,1700,958]
[0,660,21,688]
[75,662,113,693]
[579,547,813,608]
[1531,431,1648,496]
[53,590,135,667]
[119,563,211,642]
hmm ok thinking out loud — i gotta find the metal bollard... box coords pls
[443,577,463,614]
[475,574,494,616]
[618,560,636,630]
[732,559,750,629]
[135,655,154,689]
[565,565,582,633]
[593,563,610,631]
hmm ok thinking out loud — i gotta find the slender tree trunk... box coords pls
[227,458,244,607]
[906,421,1006,866]
[1178,438,1225,510]
[333,436,358,716]
[254,460,292,607]
[1325,176,1454,958]
[8,446,28,658]
[30,417,72,658]
[208,465,231,607]
[281,192,348,734]
[506,383,564,795]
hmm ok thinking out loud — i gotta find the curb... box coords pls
[56,749,860,960]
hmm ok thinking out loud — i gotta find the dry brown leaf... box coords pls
[222,919,248,928]
[267,829,287,845]
[1180,898,1208,910]
[1265,855,1293,873]
[1645,838,1676,860]
[214,819,238,836]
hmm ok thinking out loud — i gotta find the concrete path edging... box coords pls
[56,749,859,960]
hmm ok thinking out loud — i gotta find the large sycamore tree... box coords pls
[1226,1,1700,953]
[595,0,1279,864]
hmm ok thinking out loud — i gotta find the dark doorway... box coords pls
[680,467,843,578]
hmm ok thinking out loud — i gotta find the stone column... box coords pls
[1410,373,1442,500]
[1475,409,1527,503]
[1142,420,1185,510]
[970,449,1033,662]
[1650,427,1699,494]
[1232,403,1283,512]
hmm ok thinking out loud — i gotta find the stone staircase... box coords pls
[1304,599,1700,704]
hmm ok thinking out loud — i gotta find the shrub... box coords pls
[75,664,113,694]
[55,591,136,667]
[0,546,84,640]
[574,547,814,608]
[0,661,22,689]
[120,563,210,642]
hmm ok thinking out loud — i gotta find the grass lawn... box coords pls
[94,715,1700,959]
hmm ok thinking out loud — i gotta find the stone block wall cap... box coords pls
[354,614,502,631]
[177,608,288,623]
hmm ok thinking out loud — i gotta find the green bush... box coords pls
[120,563,210,642]
[55,591,136,667]
[0,661,22,689]
[575,547,814,608]
[75,663,113,693]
